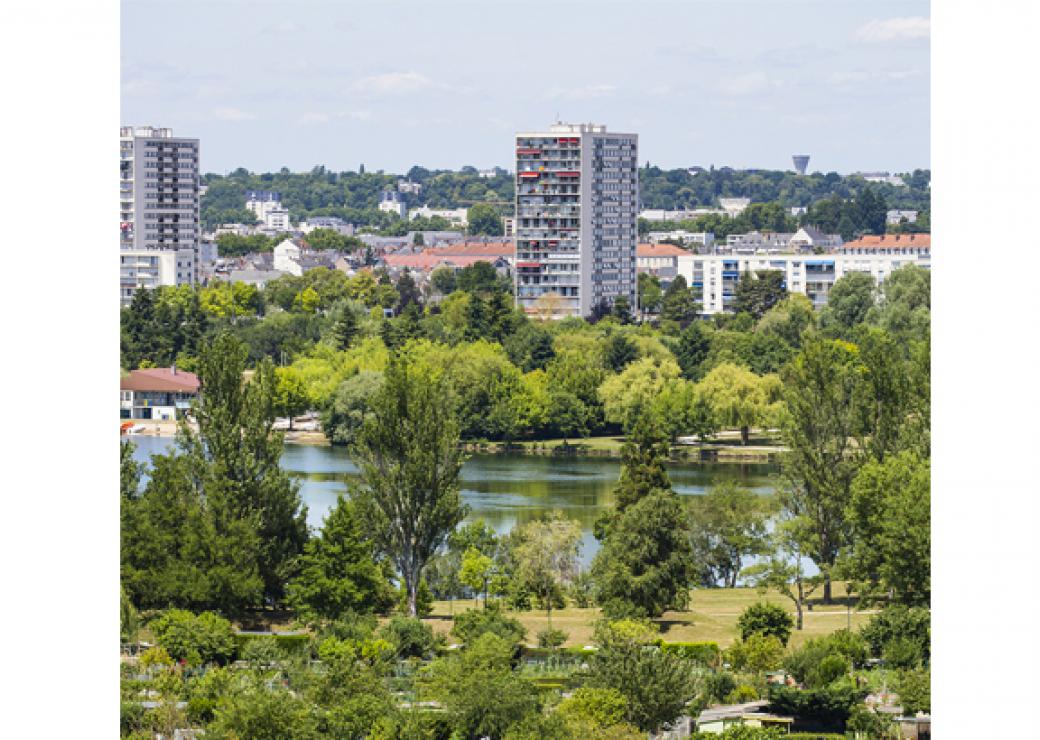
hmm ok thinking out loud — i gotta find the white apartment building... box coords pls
[639,207,724,222]
[120,126,200,282]
[675,250,930,314]
[502,215,516,238]
[719,197,751,217]
[397,180,423,195]
[515,122,639,318]
[273,239,304,276]
[120,249,196,305]
[409,205,469,225]
[886,209,919,225]
[379,191,407,217]
[647,230,714,249]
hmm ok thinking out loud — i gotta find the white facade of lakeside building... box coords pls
[120,248,196,305]
[675,251,930,314]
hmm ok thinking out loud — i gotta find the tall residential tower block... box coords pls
[514,122,639,318]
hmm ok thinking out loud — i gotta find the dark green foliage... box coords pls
[378,616,441,659]
[451,602,527,647]
[121,287,209,370]
[784,631,867,687]
[236,312,322,364]
[536,628,569,649]
[820,272,875,334]
[737,602,794,646]
[321,371,383,446]
[766,682,866,732]
[674,321,712,380]
[395,270,422,311]
[859,605,930,664]
[895,669,930,714]
[703,671,737,703]
[503,323,556,372]
[457,260,510,295]
[233,632,310,658]
[603,333,639,373]
[327,301,359,350]
[733,270,788,320]
[467,203,505,235]
[351,354,467,616]
[688,482,773,588]
[149,610,236,665]
[286,495,394,620]
[661,275,700,324]
[586,638,697,732]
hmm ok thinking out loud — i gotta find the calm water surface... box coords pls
[128,437,780,564]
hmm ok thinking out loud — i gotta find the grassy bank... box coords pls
[465,432,786,463]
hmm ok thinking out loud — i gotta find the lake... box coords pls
[127,436,780,565]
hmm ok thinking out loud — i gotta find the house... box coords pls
[378,191,406,218]
[696,701,794,734]
[120,367,200,421]
[273,239,304,276]
[637,242,688,277]
[839,233,930,258]
[228,268,286,288]
[886,209,919,225]
[789,226,843,252]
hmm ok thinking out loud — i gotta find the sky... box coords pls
[121,0,930,176]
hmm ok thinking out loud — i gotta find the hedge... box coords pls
[658,641,721,666]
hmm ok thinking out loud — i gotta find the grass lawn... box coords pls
[421,583,871,650]
[479,432,785,459]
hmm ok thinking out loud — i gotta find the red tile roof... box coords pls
[121,367,200,393]
[436,241,515,257]
[842,234,930,249]
[637,242,689,257]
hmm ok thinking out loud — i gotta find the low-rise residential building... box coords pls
[397,180,422,195]
[637,242,688,277]
[839,233,930,258]
[695,701,794,735]
[647,230,715,249]
[886,209,919,225]
[719,197,751,217]
[789,226,842,251]
[120,248,196,305]
[855,171,907,187]
[725,231,795,253]
[676,249,930,314]
[299,216,355,235]
[273,239,303,276]
[120,366,200,421]
[378,191,406,218]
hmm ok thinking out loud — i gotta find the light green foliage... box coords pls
[555,687,644,738]
[509,512,583,628]
[273,365,310,426]
[599,356,683,431]
[756,294,815,348]
[820,271,876,333]
[784,630,867,687]
[451,602,527,646]
[860,605,930,665]
[460,547,495,605]
[150,610,236,666]
[321,370,384,446]
[895,669,930,714]
[698,362,782,445]
[376,616,441,659]
[209,678,321,739]
[725,632,785,673]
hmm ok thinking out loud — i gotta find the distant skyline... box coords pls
[122,0,930,176]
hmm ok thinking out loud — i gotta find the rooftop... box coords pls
[843,234,931,249]
[120,367,200,393]
[637,243,689,257]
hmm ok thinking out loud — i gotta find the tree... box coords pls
[395,269,422,311]
[350,354,467,616]
[742,517,822,631]
[698,362,782,445]
[603,333,639,373]
[273,366,309,430]
[660,275,700,324]
[674,321,712,380]
[548,388,590,446]
[846,451,930,605]
[637,272,663,316]
[430,265,457,295]
[592,415,693,617]
[321,371,383,447]
[598,356,682,432]
[460,547,495,608]
[585,629,696,733]
[688,481,773,587]
[733,270,787,319]
[509,512,582,630]
[756,294,815,348]
[286,495,394,621]
[328,301,359,350]
[149,610,237,666]
[736,602,794,646]
[612,294,633,323]
[457,260,507,294]
[211,680,321,739]
[725,632,786,673]
[821,272,875,333]
[556,688,643,739]
[778,338,862,602]
[467,203,505,236]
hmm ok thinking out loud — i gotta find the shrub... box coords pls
[659,641,721,667]
[396,578,433,617]
[896,669,930,714]
[234,631,310,658]
[704,671,738,703]
[378,616,441,659]
[240,636,286,669]
[767,681,866,732]
[451,603,527,647]
[592,618,659,646]
[737,602,794,646]
[569,571,596,608]
[537,628,569,650]
[149,610,236,666]
[811,654,850,687]
[882,636,924,670]
[724,684,760,703]
[860,605,930,662]
[726,633,785,673]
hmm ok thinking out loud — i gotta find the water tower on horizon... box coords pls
[792,154,810,175]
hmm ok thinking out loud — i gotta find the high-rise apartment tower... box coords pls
[514,122,639,319]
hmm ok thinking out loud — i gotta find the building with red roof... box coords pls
[637,242,689,276]
[840,234,930,257]
[120,366,200,420]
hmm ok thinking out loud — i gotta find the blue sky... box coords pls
[121,0,929,175]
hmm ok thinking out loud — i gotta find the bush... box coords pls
[726,633,785,673]
[396,578,433,617]
[896,669,930,714]
[882,636,924,670]
[378,616,441,659]
[860,605,930,662]
[240,636,286,669]
[537,628,569,649]
[234,632,310,660]
[150,610,236,666]
[724,684,760,703]
[767,681,866,732]
[451,603,527,647]
[569,571,596,608]
[811,654,850,687]
[704,671,738,703]
[659,641,721,667]
[737,602,794,646]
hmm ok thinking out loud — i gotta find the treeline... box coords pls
[201,164,929,232]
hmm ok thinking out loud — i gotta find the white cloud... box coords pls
[855,17,930,44]
[211,107,256,121]
[353,71,434,95]
[545,84,615,100]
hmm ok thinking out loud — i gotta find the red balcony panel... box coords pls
[519,171,541,179]
[516,262,541,269]
[516,148,541,155]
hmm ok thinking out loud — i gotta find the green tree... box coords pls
[460,547,495,608]
[509,512,582,630]
[687,481,773,587]
[820,271,875,334]
[467,203,505,236]
[733,270,787,319]
[637,272,664,316]
[603,332,639,373]
[273,366,309,430]
[725,632,786,673]
[430,265,457,295]
[327,301,360,350]
[741,517,822,631]
[548,388,590,445]
[210,680,321,739]
[778,338,862,602]
[756,294,815,348]
[351,354,467,616]
[149,610,236,666]
[286,495,394,621]
[674,321,713,380]
[698,362,782,445]
[660,274,700,324]
[736,602,794,646]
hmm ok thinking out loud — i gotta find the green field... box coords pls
[420,584,869,650]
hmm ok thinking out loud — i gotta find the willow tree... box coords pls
[698,362,782,445]
[350,354,467,616]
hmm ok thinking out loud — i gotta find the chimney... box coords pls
[170,363,176,375]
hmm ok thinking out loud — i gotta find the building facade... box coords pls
[120,126,200,260]
[120,367,200,420]
[378,191,406,217]
[514,122,639,318]
[119,249,196,305]
[675,251,930,314]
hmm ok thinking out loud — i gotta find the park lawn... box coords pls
[421,583,871,650]
[488,432,785,457]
